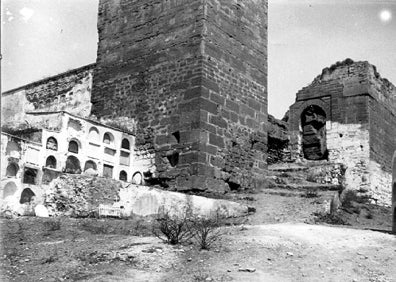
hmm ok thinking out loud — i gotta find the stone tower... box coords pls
[91,0,268,192]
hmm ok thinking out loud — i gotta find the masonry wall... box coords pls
[289,60,396,205]
[2,64,94,127]
[92,0,268,192]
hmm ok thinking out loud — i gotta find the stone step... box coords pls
[261,187,337,198]
[273,183,341,191]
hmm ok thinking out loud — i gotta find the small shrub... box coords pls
[189,212,225,250]
[152,208,193,245]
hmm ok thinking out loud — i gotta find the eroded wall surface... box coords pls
[289,60,396,205]
[2,64,94,127]
[91,0,268,192]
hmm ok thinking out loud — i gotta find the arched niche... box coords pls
[65,156,81,174]
[103,132,114,145]
[84,160,97,171]
[301,105,327,160]
[121,138,130,150]
[3,182,17,198]
[6,163,19,177]
[45,156,57,169]
[68,140,79,154]
[132,172,143,185]
[88,127,100,143]
[119,170,127,182]
[46,137,58,151]
[20,188,35,204]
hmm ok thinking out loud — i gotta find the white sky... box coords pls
[2,0,396,119]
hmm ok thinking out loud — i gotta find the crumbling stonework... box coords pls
[45,174,123,217]
[91,0,268,193]
[289,59,396,206]
[2,64,94,127]
[267,115,290,164]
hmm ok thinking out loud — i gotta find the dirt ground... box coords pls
[1,192,394,282]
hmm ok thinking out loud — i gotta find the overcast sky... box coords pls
[2,0,395,118]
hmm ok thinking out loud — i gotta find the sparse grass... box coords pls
[78,217,151,236]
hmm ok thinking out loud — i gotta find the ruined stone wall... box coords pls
[2,64,94,127]
[267,115,290,164]
[288,59,396,205]
[92,0,268,192]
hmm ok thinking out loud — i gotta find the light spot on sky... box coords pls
[379,9,392,23]
[19,7,35,23]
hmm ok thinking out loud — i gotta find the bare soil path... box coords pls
[1,191,394,282]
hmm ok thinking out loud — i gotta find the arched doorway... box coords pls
[301,105,327,160]
[65,156,81,174]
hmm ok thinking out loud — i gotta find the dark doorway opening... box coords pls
[301,105,327,160]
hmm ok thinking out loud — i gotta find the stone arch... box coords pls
[121,138,130,150]
[103,132,114,145]
[3,182,17,198]
[300,105,327,160]
[6,163,19,177]
[46,137,58,150]
[88,127,100,143]
[45,156,57,169]
[119,170,127,181]
[84,160,97,171]
[65,156,81,174]
[20,188,35,204]
[68,140,79,154]
[132,172,143,185]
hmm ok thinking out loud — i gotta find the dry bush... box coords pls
[152,207,193,245]
[189,211,225,250]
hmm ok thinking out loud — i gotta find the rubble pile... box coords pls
[45,174,125,217]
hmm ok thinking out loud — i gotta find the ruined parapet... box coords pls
[267,115,291,164]
[1,64,94,128]
[91,0,268,193]
[289,59,396,206]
